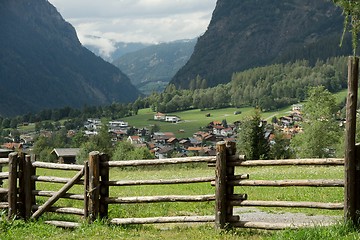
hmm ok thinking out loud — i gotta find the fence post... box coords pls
[24,155,34,220]
[8,152,18,220]
[226,142,237,223]
[215,141,227,229]
[88,151,100,222]
[345,56,359,224]
[99,153,109,219]
[84,161,89,219]
[17,153,26,219]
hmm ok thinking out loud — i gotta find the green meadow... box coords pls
[123,106,291,138]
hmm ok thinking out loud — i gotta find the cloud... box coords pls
[48,0,217,56]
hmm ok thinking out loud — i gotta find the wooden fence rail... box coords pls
[0,142,352,230]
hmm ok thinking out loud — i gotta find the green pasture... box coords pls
[124,106,292,138]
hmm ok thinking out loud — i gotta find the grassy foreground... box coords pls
[1,163,359,239]
[1,218,359,240]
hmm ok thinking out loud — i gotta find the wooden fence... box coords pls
[0,142,347,229]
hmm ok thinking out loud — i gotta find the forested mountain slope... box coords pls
[0,0,140,116]
[171,0,352,89]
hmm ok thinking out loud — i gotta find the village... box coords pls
[0,105,305,163]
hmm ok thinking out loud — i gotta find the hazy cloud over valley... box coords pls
[48,0,217,58]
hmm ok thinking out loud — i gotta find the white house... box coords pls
[127,135,143,144]
[165,116,180,123]
[109,120,128,128]
[292,104,303,111]
[85,118,102,130]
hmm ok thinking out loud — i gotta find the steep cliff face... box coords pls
[171,0,351,89]
[0,0,140,116]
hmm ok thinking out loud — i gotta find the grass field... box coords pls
[122,106,292,139]
[1,162,356,239]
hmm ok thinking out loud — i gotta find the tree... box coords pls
[78,122,113,162]
[112,141,153,160]
[291,86,342,158]
[237,109,270,160]
[269,131,292,159]
[333,0,360,55]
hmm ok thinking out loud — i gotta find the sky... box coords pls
[48,0,217,58]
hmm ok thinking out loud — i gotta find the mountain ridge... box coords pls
[170,0,352,89]
[0,0,140,116]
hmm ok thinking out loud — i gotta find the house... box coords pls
[85,118,102,130]
[279,116,293,126]
[51,148,80,164]
[188,137,202,147]
[110,129,127,140]
[108,120,128,131]
[187,147,214,156]
[127,135,143,145]
[154,112,166,121]
[292,104,303,112]
[220,127,234,137]
[155,145,174,159]
[165,116,180,123]
[2,142,22,151]
[167,137,178,145]
[154,113,180,123]
[153,132,175,143]
[193,131,216,142]
[213,125,225,135]
[178,139,192,148]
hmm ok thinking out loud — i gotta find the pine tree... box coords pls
[237,109,270,160]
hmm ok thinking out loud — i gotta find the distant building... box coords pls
[127,135,143,145]
[51,148,80,164]
[154,113,180,123]
[292,104,303,112]
[154,112,166,121]
[165,116,180,123]
[108,120,128,128]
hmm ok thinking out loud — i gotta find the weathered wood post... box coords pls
[99,153,109,219]
[215,141,227,229]
[345,56,360,224]
[24,155,35,220]
[225,141,237,223]
[84,161,89,219]
[18,153,26,219]
[8,152,18,220]
[88,151,100,222]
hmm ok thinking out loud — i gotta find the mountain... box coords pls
[0,0,140,117]
[112,39,196,94]
[171,0,352,89]
[84,38,151,62]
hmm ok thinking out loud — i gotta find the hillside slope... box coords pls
[0,0,140,116]
[171,0,352,88]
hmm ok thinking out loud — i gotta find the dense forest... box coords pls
[146,57,348,112]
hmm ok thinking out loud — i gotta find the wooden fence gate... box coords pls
[0,142,354,230]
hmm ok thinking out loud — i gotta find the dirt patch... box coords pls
[234,207,342,227]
